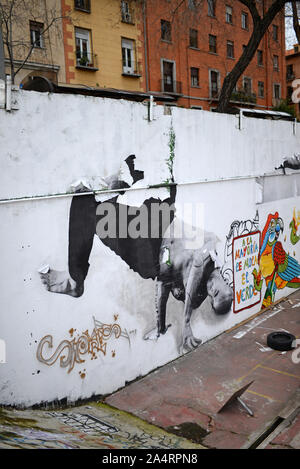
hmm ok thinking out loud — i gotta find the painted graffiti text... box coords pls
[36,317,125,373]
[233,232,261,313]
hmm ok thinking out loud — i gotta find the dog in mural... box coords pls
[39,155,233,350]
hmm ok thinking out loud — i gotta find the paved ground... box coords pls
[1,291,299,450]
[0,402,202,449]
[106,292,300,449]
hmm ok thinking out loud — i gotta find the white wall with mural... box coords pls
[1,90,300,407]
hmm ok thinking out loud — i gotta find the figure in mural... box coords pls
[39,155,233,350]
[275,154,300,174]
[144,228,233,350]
[252,212,300,308]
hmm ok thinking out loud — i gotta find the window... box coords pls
[273,54,279,71]
[258,81,264,98]
[189,29,198,48]
[257,49,263,66]
[162,60,176,93]
[208,0,215,17]
[188,0,196,10]
[209,34,217,53]
[191,67,199,87]
[273,24,278,41]
[243,77,252,94]
[210,70,220,98]
[241,11,248,29]
[30,21,44,48]
[121,1,133,23]
[287,86,293,102]
[226,5,233,24]
[74,0,90,12]
[161,20,172,42]
[287,64,294,80]
[75,28,92,67]
[122,38,136,74]
[227,40,234,58]
[273,83,281,99]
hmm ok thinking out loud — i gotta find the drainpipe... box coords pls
[262,0,270,109]
[142,0,149,92]
[0,23,5,81]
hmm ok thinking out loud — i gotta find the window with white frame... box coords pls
[30,21,44,48]
[273,54,279,71]
[122,38,135,74]
[226,5,233,23]
[191,67,199,87]
[121,1,133,23]
[241,11,248,29]
[273,83,281,99]
[75,28,92,66]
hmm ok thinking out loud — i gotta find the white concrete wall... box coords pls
[1,90,300,407]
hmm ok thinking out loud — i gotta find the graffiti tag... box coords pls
[36,317,126,373]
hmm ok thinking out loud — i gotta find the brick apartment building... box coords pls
[142,0,286,110]
[61,0,144,93]
[9,0,286,111]
[286,45,300,119]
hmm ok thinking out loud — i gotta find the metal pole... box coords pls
[0,24,5,81]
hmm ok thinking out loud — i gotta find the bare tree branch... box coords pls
[216,0,288,112]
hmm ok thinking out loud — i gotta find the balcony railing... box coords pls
[74,0,90,12]
[76,51,98,70]
[122,61,142,77]
[161,79,182,94]
[121,9,135,24]
[286,73,295,82]
[230,89,257,104]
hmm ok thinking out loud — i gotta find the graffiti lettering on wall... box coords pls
[232,231,261,313]
[47,412,119,435]
[253,212,300,308]
[36,317,130,373]
[222,212,260,290]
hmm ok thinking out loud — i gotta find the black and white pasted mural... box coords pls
[39,155,233,351]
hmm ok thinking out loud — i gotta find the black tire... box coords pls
[267,331,296,351]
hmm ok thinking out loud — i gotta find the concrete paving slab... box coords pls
[105,291,300,449]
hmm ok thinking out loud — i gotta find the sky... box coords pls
[286,17,296,50]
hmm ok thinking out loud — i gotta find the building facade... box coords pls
[2,0,66,86]
[141,0,286,110]
[61,0,144,92]
[2,0,286,110]
[286,45,300,119]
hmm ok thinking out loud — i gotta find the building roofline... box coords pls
[21,76,176,103]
